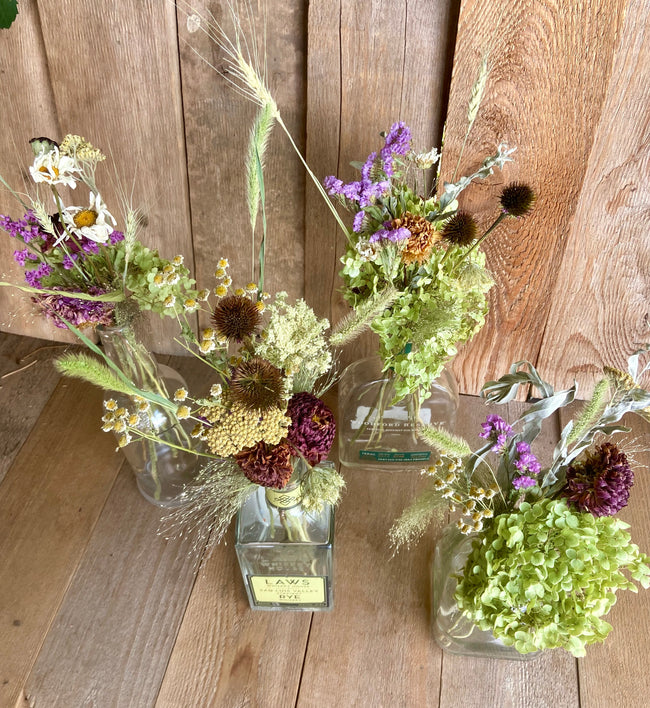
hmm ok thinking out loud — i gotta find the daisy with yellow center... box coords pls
[163,295,176,308]
[176,405,191,419]
[218,258,229,269]
[172,255,184,266]
[214,284,228,298]
[214,267,227,279]
[104,399,118,411]
[62,191,116,243]
[30,147,79,188]
[200,339,216,354]
[173,388,188,402]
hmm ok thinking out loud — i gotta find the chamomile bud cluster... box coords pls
[423,456,498,535]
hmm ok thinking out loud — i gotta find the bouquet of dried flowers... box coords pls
[390,354,650,656]
[324,127,535,402]
[55,254,343,549]
[0,135,196,331]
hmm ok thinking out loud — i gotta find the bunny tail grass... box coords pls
[329,285,398,346]
[54,352,136,396]
[418,424,472,458]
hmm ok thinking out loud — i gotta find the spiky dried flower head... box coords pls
[563,442,634,517]
[441,211,478,247]
[234,440,294,488]
[211,294,261,341]
[500,182,536,217]
[392,212,442,265]
[230,357,285,411]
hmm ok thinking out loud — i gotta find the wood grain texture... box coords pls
[23,466,200,708]
[305,0,459,372]
[21,353,211,708]
[176,0,306,321]
[154,536,311,707]
[0,0,72,342]
[559,408,650,708]
[438,404,578,708]
[0,379,122,707]
[27,0,194,354]
[441,0,627,395]
[0,333,65,483]
[537,0,650,394]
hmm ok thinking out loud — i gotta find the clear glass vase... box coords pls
[338,355,459,469]
[98,323,198,507]
[235,458,334,611]
[432,524,539,660]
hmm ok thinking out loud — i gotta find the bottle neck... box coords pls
[97,322,160,391]
[264,458,306,509]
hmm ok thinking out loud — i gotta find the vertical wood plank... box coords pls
[154,538,311,707]
[537,0,650,393]
[440,0,627,394]
[438,401,579,708]
[0,380,122,707]
[21,354,211,708]
[21,0,194,353]
[0,333,64,483]
[176,0,306,319]
[23,468,199,708]
[0,1,71,342]
[305,0,459,369]
[559,409,650,707]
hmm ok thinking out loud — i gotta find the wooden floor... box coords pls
[1,330,649,708]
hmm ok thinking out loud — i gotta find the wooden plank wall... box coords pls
[1,0,649,394]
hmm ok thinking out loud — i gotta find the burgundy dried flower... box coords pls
[211,294,260,341]
[34,286,115,329]
[286,392,336,465]
[234,440,294,488]
[563,442,634,517]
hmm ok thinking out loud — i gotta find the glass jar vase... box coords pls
[338,355,459,469]
[235,458,334,611]
[432,523,538,660]
[98,323,198,507]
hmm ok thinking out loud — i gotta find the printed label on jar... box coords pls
[249,575,327,606]
[359,450,431,462]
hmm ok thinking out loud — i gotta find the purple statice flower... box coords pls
[1,211,53,247]
[323,175,344,196]
[513,475,537,490]
[380,121,412,177]
[13,248,39,267]
[352,211,366,233]
[81,240,100,255]
[361,151,377,181]
[514,440,541,475]
[479,414,514,452]
[286,391,336,465]
[34,286,115,329]
[25,262,53,288]
[563,442,634,517]
[368,224,410,244]
[109,230,125,244]
[342,181,363,202]
[62,253,79,270]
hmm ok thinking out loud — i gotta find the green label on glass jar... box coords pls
[359,450,431,462]
[249,575,327,606]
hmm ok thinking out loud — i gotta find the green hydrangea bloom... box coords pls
[454,498,650,656]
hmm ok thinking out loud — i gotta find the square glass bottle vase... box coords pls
[338,356,459,469]
[235,466,334,611]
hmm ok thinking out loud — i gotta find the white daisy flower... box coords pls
[62,191,117,243]
[30,147,80,188]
